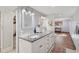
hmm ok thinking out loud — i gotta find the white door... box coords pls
[69,21,77,34]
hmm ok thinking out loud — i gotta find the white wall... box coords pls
[69,20,77,34]
[72,8,79,22]
[62,20,70,32]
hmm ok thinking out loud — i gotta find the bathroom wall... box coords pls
[47,13,73,20]
[72,8,79,22]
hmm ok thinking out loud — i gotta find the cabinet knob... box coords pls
[39,45,43,48]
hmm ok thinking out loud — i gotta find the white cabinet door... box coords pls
[19,33,55,53]
[44,34,55,52]
[49,34,54,45]
[32,37,46,53]
[45,35,52,52]
[49,34,55,46]
[51,35,56,44]
[19,39,32,53]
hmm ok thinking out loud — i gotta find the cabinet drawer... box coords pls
[32,37,46,53]
[19,39,32,53]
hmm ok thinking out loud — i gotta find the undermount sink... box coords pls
[20,33,41,39]
[29,34,40,39]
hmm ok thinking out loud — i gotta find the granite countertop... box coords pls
[19,31,53,42]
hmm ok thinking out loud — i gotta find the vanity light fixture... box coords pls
[22,9,28,15]
[28,11,32,16]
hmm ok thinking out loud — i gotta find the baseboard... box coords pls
[1,46,13,53]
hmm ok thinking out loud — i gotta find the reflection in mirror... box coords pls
[22,9,32,30]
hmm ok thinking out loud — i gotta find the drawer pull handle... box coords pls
[39,45,43,48]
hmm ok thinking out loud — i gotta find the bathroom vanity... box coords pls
[19,32,55,53]
[16,7,55,53]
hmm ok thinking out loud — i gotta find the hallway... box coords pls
[52,32,76,53]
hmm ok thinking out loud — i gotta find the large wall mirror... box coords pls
[22,9,33,30]
[21,7,45,33]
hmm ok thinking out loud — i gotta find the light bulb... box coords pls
[31,13,35,16]
[28,11,31,14]
[22,9,26,13]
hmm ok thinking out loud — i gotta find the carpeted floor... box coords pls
[51,32,76,53]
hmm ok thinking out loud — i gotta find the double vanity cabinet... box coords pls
[19,32,56,53]
[17,7,55,53]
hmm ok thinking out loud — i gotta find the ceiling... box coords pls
[0,6,78,17]
[31,6,79,16]
[0,6,17,12]
[31,6,55,15]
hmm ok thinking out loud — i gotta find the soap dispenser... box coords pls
[34,27,36,33]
